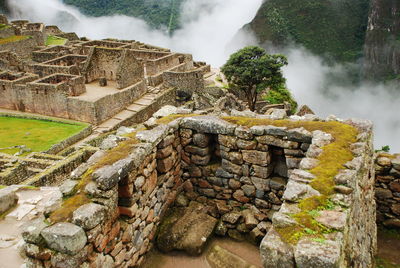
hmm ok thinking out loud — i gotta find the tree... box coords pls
[221,46,288,111]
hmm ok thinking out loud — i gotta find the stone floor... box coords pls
[0,186,62,268]
[141,237,262,268]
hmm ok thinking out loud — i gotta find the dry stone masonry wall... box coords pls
[19,115,377,268]
[375,153,400,228]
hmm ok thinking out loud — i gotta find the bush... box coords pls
[263,87,298,113]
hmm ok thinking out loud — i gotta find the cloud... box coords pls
[7,0,399,151]
[282,47,400,152]
[7,0,262,66]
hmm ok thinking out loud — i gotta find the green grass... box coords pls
[45,35,67,46]
[0,35,31,45]
[0,24,10,30]
[0,116,87,155]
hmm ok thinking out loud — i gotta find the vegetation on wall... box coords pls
[62,0,185,33]
[263,87,298,114]
[247,0,370,62]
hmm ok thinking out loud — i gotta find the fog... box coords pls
[6,0,400,151]
[7,0,261,66]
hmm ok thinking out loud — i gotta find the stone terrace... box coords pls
[10,114,376,268]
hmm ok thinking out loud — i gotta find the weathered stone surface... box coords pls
[221,159,242,175]
[41,223,87,255]
[260,228,294,268]
[264,126,288,136]
[242,150,271,166]
[234,126,253,140]
[59,180,78,196]
[299,158,319,170]
[22,218,48,244]
[312,130,333,147]
[283,180,320,202]
[157,154,175,173]
[316,211,347,230]
[242,210,258,229]
[72,203,105,230]
[256,135,299,149]
[92,158,133,190]
[180,116,236,135]
[286,157,302,169]
[236,139,257,150]
[376,157,392,167]
[157,203,217,255]
[218,135,238,149]
[250,165,273,179]
[294,239,341,268]
[185,145,210,156]
[241,185,256,197]
[270,177,287,190]
[136,125,168,145]
[392,157,400,170]
[375,188,393,199]
[215,221,228,236]
[207,245,257,268]
[0,187,18,214]
[334,169,356,185]
[272,212,297,228]
[192,133,210,148]
[334,185,353,195]
[251,177,270,191]
[222,212,241,224]
[287,128,312,143]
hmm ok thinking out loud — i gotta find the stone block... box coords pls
[180,116,236,135]
[242,150,271,166]
[41,223,87,255]
[256,135,299,149]
[22,218,48,244]
[72,203,105,230]
[264,126,288,136]
[0,187,18,214]
[260,228,294,268]
[185,145,210,156]
[191,154,211,166]
[287,128,312,143]
[157,154,175,173]
[283,180,320,202]
[234,126,253,140]
[156,145,173,159]
[193,133,210,148]
[236,139,257,150]
[294,239,341,268]
[221,159,242,175]
[218,135,238,149]
[250,165,273,179]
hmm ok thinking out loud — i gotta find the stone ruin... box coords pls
[0,14,398,268]
[0,15,211,126]
[0,113,379,268]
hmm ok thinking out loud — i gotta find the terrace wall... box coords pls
[20,116,376,268]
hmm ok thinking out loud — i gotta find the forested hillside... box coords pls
[247,0,370,62]
[0,0,8,14]
[63,0,184,32]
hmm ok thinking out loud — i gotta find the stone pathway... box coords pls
[0,186,62,268]
[141,237,262,268]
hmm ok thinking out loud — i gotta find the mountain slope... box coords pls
[63,0,184,32]
[247,0,370,62]
[363,0,400,80]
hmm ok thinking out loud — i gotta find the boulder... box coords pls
[260,228,294,268]
[72,203,105,230]
[41,223,87,255]
[157,202,217,255]
[0,187,18,214]
[294,238,341,268]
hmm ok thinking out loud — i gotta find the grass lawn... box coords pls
[0,35,31,45]
[46,35,67,46]
[0,116,87,155]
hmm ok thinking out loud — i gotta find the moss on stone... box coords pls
[49,192,90,223]
[0,35,31,45]
[222,116,358,244]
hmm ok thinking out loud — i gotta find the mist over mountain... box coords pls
[4,0,400,151]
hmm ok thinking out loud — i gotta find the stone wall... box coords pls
[163,68,205,97]
[19,115,377,268]
[375,153,400,228]
[116,50,144,89]
[0,36,39,57]
[21,123,182,267]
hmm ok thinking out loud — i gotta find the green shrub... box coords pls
[263,87,298,113]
